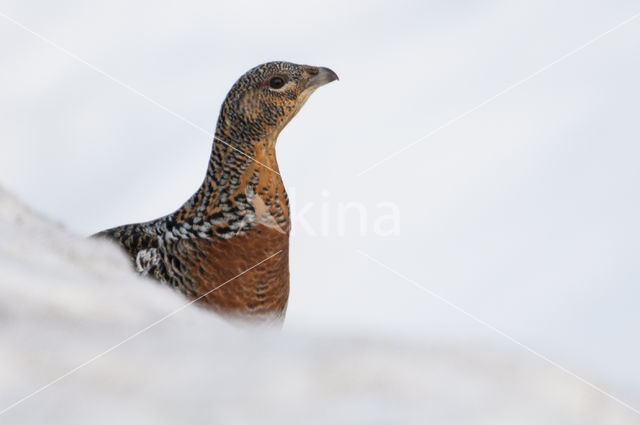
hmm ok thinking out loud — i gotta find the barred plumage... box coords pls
[94,62,338,322]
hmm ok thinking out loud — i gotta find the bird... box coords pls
[94,61,338,322]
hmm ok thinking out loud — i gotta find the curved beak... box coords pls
[305,67,339,90]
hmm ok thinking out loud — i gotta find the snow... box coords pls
[0,186,639,425]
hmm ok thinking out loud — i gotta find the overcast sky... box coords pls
[1,0,639,397]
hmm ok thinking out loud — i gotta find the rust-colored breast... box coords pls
[189,224,290,321]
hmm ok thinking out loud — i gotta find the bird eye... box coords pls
[268,76,286,89]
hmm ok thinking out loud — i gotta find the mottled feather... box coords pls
[94,62,338,322]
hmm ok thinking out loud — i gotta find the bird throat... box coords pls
[172,131,290,240]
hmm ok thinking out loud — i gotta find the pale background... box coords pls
[1,0,639,402]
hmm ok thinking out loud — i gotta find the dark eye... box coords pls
[269,76,286,89]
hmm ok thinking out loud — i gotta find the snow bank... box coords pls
[0,187,638,425]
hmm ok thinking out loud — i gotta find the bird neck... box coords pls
[170,128,290,236]
[203,128,283,197]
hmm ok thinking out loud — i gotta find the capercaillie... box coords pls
[94,62,338,322]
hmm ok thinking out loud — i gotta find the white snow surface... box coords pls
[0,186,638,425]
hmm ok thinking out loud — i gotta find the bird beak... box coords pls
[305,67,339,90]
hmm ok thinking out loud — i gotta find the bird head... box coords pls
[216,61,338,144]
